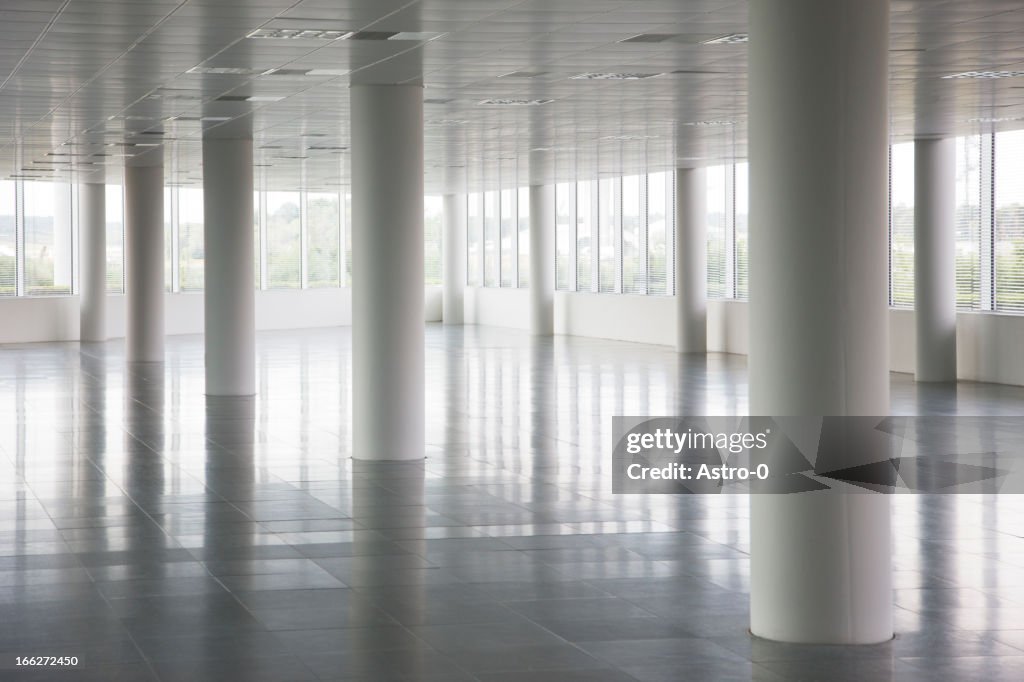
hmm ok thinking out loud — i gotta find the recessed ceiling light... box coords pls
[942,70,1024,79]
[426,119,469,126]
[201,116,233,122]
[569,72,662,80]
[306,69,350,77]
[388,31,445,41]
[424,98,455,105]
[701,33,748,45]
[247,28,353,40]
[531,147,575,152]
[619,34,679,43]
[347,31,398,41]
[498,71,549,78]
[215,95,284,102]
[261,68,313,77]
[477,98,553,106]
[187,66,265,76]
[306,145,348,151]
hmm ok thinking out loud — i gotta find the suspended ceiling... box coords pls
[1,0,1023,193]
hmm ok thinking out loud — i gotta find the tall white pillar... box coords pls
[351,85,425,461]
[79,183,107,342]
[529,184,555,335]
[203,137,256,396]
[124,164,165,362]
[442,193,466,324]
[748,0,892,644]
[915,138,957,382]
[675,168,707,353]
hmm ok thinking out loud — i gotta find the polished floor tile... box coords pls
[0,325,1023,680]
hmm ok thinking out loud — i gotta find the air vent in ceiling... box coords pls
[569,72,662,80]
[619,34,679,43]
[247,28,352,40]
[682,119,736,127]
[477,98,553,106]
[424,98,455,105]
[600,134,660,141]
[215,95,284,102]
[701,33,748,45]
[187,66,265,76]
[389,32,445,41]
[942,70,1024,80]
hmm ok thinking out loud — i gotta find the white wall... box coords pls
[0,287,442,344]
[469,287,1024,387]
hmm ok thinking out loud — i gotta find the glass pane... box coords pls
[178,187,205,291]
[890,142,915,308]
[555,183,573,290]
[424,195,443,286]
[254,192,261,288]
[483,190,498,287]
[24,182,73,296]
[518,186,529,288]
[307,192,341,287]
[622,174,643,294]
[995,129,1024,313]
[500,188,514,287]
[266,191,301,289]
[164,187,173,292]
[105,185,124,293]
[735,163,749,300]
[598,177,616,293]
[706,165,728,299]
[0,181,15,296]
[344,192,352,287]
[956,136,982,311]
[577,180,593,292]
[647,172,669,296]
[467,193,481,286]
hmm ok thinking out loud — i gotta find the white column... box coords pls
[442,193,466,324]
[748,0,892,644]
[351,85,425,461]
[529,184,555,335]
[203,137,256,396]
[675,168,707,353]
[915,137,957,382]
[79,183,107,342]
[124,164,165,362]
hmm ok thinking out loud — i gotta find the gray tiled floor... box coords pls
[0,324,1023,681]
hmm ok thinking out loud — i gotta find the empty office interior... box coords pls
[1,0,1024,680]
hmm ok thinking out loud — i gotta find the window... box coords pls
[598,177,617,293]
[467,193,482,286]
[254,192,261,288]
[483,190,498,287]
[178,188,204,291]
[0,181,14,296]
[734,163,749,300]
[889,143,915,308]
[344,191,352,287]
[622,174,644,294]
[307,192,341,288]
[994,130,1024,313]
[24,182,73,296]
[424,195,443,286]
[500,188,515,287]
[164,187,174,292]
[577,180,594,292]
[518,187,530,287]
[707,165,728,299]
[266,191,301,289]
[647,171,672,296]
[105,185,124,293]
[555,183,574,290]
[955,136,984,311]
